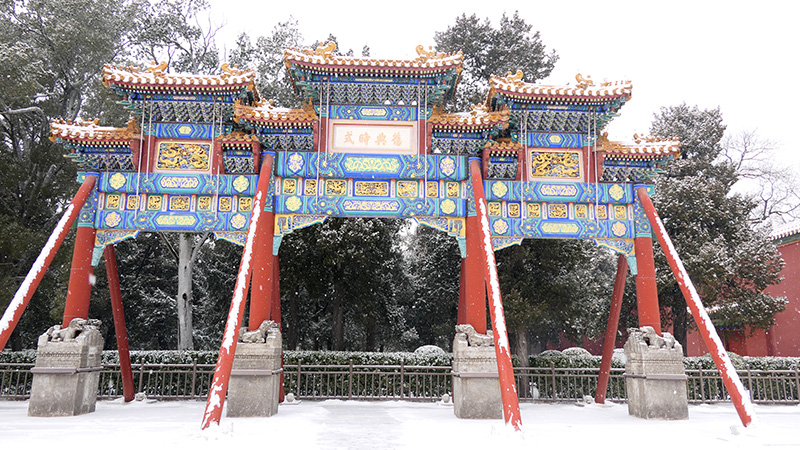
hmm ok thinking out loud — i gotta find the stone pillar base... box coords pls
[28,320,104,417]
[452,326,502,419]
[624,326,689,420]
[227,322,282,417]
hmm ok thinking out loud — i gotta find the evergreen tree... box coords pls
[650,104,785,350]
[434,12,558,111]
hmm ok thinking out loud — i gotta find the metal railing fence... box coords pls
[2,361,798,404]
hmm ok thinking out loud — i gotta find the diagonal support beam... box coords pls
[469,158,522,432]
[637,187,756,427]
[104,245,135,402]
[0,175,97,351]
[201,155,274,429]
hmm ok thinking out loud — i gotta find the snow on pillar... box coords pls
[637,187,757,428]
[201,154,274,430]
[0,175,96,351]
[63,226,97,327]
[469,158,522,432]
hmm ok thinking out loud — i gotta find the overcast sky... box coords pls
[208,0,799,166]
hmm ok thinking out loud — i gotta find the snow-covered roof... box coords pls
[428,104,509,129]
[49,118,139,143]
[102,62,255,92]
[283,43,463,75]
[490,72,632,102]
[234,100,316,126]
[599,134,681,160]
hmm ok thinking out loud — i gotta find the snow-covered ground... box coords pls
[1,399,798,449]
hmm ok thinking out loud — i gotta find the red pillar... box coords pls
[249,156,275,330]
[104,245,135,402]
[63,226,97,327]
[0,175,96,351]
[464,214,487,334]
[457,260,467,325]
[634,236,662,334]
[469,158,522,432]
[595,255,628,404]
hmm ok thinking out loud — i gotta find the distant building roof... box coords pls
[771,220,800,245]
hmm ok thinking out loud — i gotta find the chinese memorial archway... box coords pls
[0,43,755,429]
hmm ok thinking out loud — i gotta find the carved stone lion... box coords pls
[45,318,101,342]
[455,324,494,347]
[239,320,277,343]
[639,326,678,350]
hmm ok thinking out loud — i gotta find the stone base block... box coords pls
[227,329,282,417]
[452,330,502,420]
[624,327,689,420]
[28,322,104,417]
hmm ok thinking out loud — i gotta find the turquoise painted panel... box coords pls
[95,210,252,233]
[330,105,416,121]
[274,195,465,218]
[276,152,468,181]
[483,181,636,204]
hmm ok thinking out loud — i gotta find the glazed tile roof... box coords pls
[490,72,632,103]
[50,118,139,143]
[284,43,463,74]
[234,100,317,126]
[428,104,509,129]
[102,62,256,92]
[599,134,681,160]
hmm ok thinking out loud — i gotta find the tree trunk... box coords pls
[365,318,376,351]
[512,327,531,397]
[288,291,299,350]
[332,283,344,351]
[176,234,194,351]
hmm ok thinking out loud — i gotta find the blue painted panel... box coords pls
[527,132,585,149]
[98,173,258,196]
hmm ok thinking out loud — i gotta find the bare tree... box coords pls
[723,130,800,225]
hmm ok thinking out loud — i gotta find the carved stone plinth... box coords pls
[28,320,104,417]
[624,326,688,420]
[452,326,502,419]
[227,323,282,417]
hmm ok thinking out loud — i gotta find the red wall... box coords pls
[687,239,800,356]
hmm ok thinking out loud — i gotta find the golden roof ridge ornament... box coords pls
[506,70,524,86]
[575,73,594,89]
[309,41,337,59]
[146,61,168,76]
